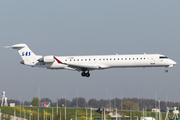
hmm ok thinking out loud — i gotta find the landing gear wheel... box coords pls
[81,71,90,77]
[81,72,86,77]
[165,69,168,73]
[86,73,90,77]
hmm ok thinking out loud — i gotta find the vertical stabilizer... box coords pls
[8,44,42,66]
[11,44,36,61]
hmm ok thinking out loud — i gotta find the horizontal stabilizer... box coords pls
[4,44,27,49]
[11,44,27,49]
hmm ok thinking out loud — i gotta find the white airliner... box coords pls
[6,44,176,77]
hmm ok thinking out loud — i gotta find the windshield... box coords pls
[159,56,168,59]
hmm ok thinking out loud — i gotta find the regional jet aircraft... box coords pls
[6,44,176,77]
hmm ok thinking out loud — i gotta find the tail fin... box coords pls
[5,44,42,66]
[11,44,36,61]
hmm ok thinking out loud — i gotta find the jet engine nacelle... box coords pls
[38,56,55,63]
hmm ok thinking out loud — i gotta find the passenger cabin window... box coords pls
[114,58,116,60]
[159,56,168,59]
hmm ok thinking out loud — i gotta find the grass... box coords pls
[0,106,169,120]
[0,106,110,120]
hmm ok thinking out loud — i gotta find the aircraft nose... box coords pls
[168,60,176,67]
[171,60,177,65]
[173,61,177,65]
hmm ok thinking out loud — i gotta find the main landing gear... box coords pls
[81,71,90,77]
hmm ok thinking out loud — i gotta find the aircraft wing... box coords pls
[65,63,100,70]
[54,56,100,71]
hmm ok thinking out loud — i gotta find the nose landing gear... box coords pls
[165,67,168,73]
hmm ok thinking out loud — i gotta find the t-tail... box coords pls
[5,44,42,66]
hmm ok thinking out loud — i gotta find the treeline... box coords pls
[4,97,179,111]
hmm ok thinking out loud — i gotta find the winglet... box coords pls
[54,56,63,64]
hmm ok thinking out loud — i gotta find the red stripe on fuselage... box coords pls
[54,56,63,64]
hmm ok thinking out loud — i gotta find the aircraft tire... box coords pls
[86,73,90,77]
[81,72,86,77]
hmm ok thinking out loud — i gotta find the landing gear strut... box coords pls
[81,71,90,77]
[165,67,168,73]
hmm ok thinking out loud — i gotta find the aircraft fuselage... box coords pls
[7,44,176,77]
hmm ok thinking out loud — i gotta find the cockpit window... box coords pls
[159,56,168,59]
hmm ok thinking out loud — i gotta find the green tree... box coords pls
[31,97,40,106]
[122,100,138,110]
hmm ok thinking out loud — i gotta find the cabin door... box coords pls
[150,57,155,65]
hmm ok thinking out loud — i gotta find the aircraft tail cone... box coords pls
[20,61,24,64]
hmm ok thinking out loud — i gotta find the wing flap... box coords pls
[65,63,100,70]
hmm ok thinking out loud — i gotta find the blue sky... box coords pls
[0,1,180,103]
